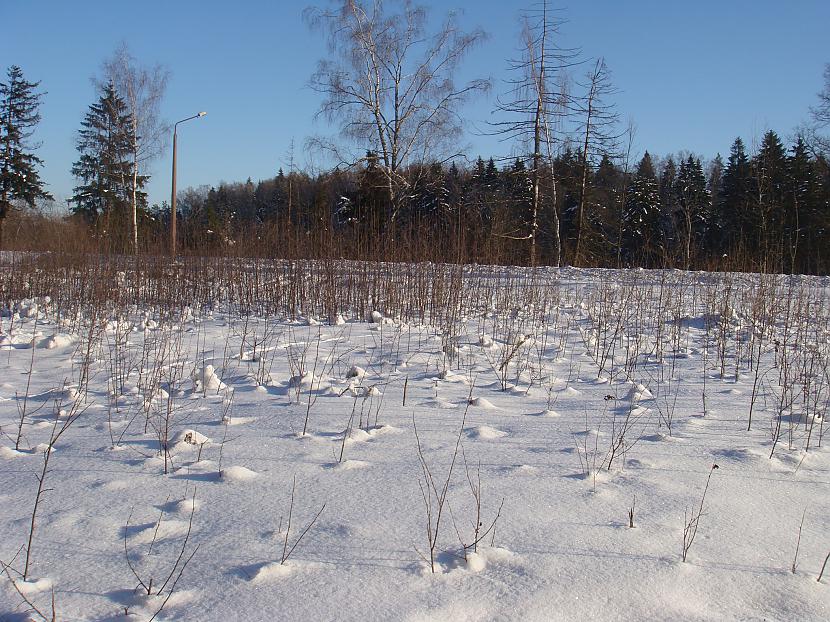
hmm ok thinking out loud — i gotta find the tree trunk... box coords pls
[132,139,139,255]
[576,111,592,266]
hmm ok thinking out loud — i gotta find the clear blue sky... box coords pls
[4,0,828,209]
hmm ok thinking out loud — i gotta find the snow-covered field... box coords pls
[1,263,829,621]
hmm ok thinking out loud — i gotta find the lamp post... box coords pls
[170,111,206,258]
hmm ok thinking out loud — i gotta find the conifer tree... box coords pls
[717,138,751,254]
[506,157,534,242]
[623,152,661,264]
[750,130,787,269]
[593,153,621,258]
[674,156,709,269]
[71,82,146,246]
[785,137,820,272]
[99,43,169,254]
[0,66,52,247]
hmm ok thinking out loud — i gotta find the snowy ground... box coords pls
[1,265,829,621]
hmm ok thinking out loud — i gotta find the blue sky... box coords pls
[3,0,828,209]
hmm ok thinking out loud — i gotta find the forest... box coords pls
[1,1,829,275]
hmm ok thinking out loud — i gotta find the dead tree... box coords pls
[572,57,620,265]
[491,1,579,267]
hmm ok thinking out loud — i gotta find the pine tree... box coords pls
[71,82,146,245]
[0,66,52,247]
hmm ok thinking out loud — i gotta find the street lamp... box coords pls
[170,111,206,258]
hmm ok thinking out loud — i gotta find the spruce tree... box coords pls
[623,152,661,265]
[785,138,819,272]
[593,154,621,261]
[718,138,751,254]
[0,66,52,247]
[674,156,709,268]
[71,82,146,245]
[506,158,533,241]
[703,154,724,259]
[750,130,787,268]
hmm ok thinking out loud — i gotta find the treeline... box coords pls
[138,130,827,274]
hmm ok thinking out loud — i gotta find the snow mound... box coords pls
[288,371,315,387]
[629,406,650,417]
[328,459,371,471]
[469,397,496,409]
[346,365,367,379]
[132,519,192,544]
[192,364,226,392]
[18,576,52,595]
[467,425,507,440]
[531,409,560,417]
[176,496,201,513]
[560,387,582,396]
[38,333,74,349]
[174,429,211,447]
[366,424,400,437]
[343,428,372,443]
[0,446,24,459]
[221,465,258,482]
[465,552,487,572]
[626,383,653,402]
[252,561,292,582]
[438,369,468,383]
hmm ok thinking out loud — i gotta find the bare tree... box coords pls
[491,2,579,267]
[614,119,636,268]
[807,63,830,155]
[99,42,169,254]
[572,58,621,265]
[305,0,489,221]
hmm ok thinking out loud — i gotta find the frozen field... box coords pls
[1,261,829,621]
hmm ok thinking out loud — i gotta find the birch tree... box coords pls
[305,0,489,222]
[99,43,169,253]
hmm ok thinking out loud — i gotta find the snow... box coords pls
[1,265,829,621]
